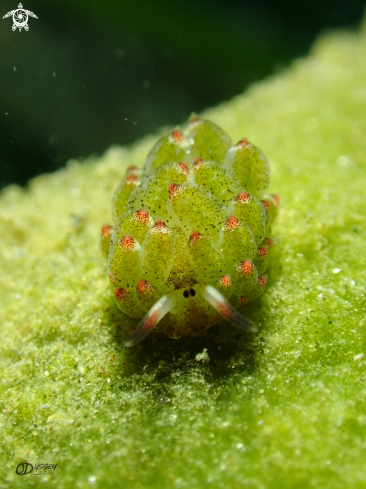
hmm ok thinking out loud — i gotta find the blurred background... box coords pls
[0,0,365,188]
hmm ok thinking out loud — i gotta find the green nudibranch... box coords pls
[100,117,279,347]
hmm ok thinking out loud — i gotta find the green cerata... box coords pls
[100,116,279,347]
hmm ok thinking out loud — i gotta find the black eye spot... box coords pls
[190,288,196,297]
[183,290,189,298]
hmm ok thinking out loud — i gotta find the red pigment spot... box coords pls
[189,231,204,244]
[262,200,271,212]
[219,275,232,288]
[236,192,251,204]
[137,279,151,294]
[239,297,248,306]
[125,175,140,185]
[271,194,280,205]
[141,309,160,331]
[119,235,136,251]
[177,162,189,174]
[152,220,171,234]
[114,288,127,301]
[134,209,151,225]
[108,274,115,284]
[265,237,274,247]
[214,300,233,320]
[257,247,268,258]
[238,260,254,276]
[153,220,166,230]
[101,224,113,238]
[236,138,251,147]
[258,276,267,288]
[171,130,184,143]
[127,165,138,173]
[168,183,181,198]
[193,157,204,167]
[224,215,240,230]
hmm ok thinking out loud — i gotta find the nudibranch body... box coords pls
[101,117,279,347]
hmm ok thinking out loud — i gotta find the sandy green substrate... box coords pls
[1,21,366,489]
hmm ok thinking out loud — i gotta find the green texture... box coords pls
[1,22,366,489]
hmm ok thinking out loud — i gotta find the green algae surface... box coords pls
[1,23,366,489]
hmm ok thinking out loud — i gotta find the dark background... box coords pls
[0,0,365,188]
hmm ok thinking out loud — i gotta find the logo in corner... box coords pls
[3,3,38,31]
